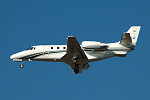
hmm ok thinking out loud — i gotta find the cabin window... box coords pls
[63,47,66,49]
[57,47,59,49]
[51,47,53,49]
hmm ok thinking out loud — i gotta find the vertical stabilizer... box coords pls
[127,26,141,46]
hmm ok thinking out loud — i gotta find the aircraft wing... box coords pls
[62,36,88,63]
[120,33,132,45]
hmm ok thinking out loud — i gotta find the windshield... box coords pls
[26,47,36,50]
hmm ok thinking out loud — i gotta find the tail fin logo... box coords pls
[127,26,141,46]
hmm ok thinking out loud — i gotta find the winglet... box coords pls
[67,36,75,39]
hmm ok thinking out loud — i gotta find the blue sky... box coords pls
[0,0,150,100]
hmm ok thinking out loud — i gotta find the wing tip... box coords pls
[67,36,76,39]
[68,36,75,37]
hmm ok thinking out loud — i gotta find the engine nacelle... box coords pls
[81,41,108,50]
[82,41,109,49]
[81,41,101,49]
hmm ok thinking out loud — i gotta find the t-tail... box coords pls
[120,26,141,49]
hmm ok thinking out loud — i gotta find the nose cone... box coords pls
[10,55,12,59]
[10,54,17,59]
[10,50,27,61]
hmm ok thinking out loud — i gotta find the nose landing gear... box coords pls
[20,61,25,68]
[20,64,24,68]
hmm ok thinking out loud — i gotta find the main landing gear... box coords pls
[74,64,79,74]
[72,56,79,74]
[72,56,77,63]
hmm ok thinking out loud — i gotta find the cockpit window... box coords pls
[27,47,36,50]
[32,47,35,50]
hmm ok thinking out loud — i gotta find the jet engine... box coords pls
[81,41,108,49]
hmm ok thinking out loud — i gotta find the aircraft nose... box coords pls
[10,55,14,59]
[10,54,17,60]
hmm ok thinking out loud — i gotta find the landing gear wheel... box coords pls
[20,64,24,68]
[72,59,77,63]
[74,65,79,74]
[72,56,77,63]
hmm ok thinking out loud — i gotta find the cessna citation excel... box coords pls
[10,26,141,74]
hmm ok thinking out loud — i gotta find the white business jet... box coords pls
[10,26,141,74]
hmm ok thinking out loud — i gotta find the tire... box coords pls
[74,65,79,74]
[20,65,24,68]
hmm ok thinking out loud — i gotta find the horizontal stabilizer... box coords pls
[120,33,132,45]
